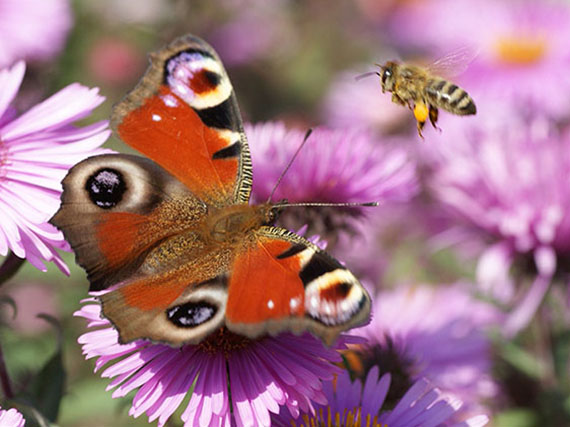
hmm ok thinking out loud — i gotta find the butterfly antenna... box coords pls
[274,201,380,209]
[267,128,314,203]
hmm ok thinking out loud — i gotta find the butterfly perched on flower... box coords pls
[51,34,370,347]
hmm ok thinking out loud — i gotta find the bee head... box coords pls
[379,62,396,93]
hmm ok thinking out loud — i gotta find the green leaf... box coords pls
[25,349,66,422]
[564,394,570,414]
[2,400,53,427]
[0,253,26,287]
[494,409,539,427]
[553,329,570,385]
[499,340,545,379]
[17,315,66,423]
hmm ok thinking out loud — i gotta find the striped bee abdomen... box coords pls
[425,78,476,115]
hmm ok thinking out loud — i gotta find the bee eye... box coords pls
[382,68,392,84]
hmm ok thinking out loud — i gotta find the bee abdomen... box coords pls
[425,78,476,115]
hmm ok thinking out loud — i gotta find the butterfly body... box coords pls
[51,34,370,347]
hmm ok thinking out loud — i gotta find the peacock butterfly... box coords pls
[50,34,370,347]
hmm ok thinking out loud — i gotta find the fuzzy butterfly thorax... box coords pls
[207,203,277,243]
[51,34,371,348]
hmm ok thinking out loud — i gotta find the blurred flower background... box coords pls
[0,0,569,426]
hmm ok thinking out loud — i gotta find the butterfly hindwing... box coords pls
[100,275,228,346]
[111,34,252,206]
[225,227,371,345]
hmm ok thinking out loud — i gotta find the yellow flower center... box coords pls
[495,35,548,65]
[289,407,385,427]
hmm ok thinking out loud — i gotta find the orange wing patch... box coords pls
[117,276,189,312]
[226,239,308,324]
[116,87,238,203]
[96,212,150,269]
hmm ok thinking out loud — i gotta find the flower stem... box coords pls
[0,342,14,399]
[0,252,25,288]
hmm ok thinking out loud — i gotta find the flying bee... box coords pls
[361,48,477,137]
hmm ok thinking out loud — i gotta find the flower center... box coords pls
[342,343,414,409]
[292,407,384,427]
[495,35,547,66]
[198,327,253,357]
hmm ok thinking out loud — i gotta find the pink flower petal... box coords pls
[0,61,24,119]
[0,62,109,271]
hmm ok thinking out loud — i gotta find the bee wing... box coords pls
[426,46,479,78]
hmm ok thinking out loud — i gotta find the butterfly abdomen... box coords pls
[424,77,476,115]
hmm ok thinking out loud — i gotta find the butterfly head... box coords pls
[265,199,289,225]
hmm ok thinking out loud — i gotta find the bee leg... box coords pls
[413,102,429,138]
[416,119,426,138]
[429,105,441,131]
[391,93,407,107]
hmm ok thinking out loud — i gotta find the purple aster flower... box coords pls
[322,70,409,134]
[208,2,293,66]
[248,122,416,204]
[0,0,72,67]
[389,0,570,118]
[246,121,418,245]
[0,406,25,426]
[75,299,361,426]
[333,203,427,284]
[273,366,489,426]
[0,61,110,272]
[424,106,570,336]
[354,283,500,411]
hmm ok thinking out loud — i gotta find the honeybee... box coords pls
[370,49,477,137]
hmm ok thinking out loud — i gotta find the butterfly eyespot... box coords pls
[304,269,366,326]
[199,69,222,88]
[167,302,217,327]
[166,52,222,95]
[85,168,127,209]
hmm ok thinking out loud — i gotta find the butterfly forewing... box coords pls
[111,34,252,206]
[51,154,210,292]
